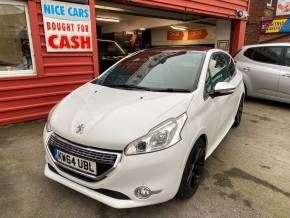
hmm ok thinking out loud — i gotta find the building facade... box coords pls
[0,0,249,125]
[245,0,290,45]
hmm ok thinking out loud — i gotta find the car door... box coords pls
[205,52,232,140]
[202,69,222,153]
[277,47,290,102]
[223,53,242,120]
[237,46,282,97]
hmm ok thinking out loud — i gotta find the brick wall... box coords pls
[245,0,278,45]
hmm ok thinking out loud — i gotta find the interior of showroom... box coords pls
[95,0,238,60]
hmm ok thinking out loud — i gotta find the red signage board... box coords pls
[167,31,184,40]
[188,29,208,40]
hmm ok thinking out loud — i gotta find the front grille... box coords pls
[47,134,121,181]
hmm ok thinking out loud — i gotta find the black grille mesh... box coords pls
[48,134,119,179]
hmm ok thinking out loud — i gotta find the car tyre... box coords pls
[244,84,247,98]
[177,138,206,199]
[233,96,244,127]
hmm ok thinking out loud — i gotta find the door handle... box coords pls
[282,74,290,78]
[242,67,250,72]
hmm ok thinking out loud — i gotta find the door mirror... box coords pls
[211,82,236,97]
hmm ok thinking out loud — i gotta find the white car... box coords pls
[43,47,245,209]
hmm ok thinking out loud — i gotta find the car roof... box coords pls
[242,43,290,49]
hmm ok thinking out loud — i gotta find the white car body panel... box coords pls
[44,48,244,208]
[278,65,290,100]
[50,83,193,151]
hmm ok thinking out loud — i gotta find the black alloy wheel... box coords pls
[177,139,206,199]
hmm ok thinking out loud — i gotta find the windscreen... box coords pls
[93,50,205,92]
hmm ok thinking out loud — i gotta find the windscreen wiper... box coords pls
[106,84,152,91]
[107,85,191,93]
[150,88,192,93]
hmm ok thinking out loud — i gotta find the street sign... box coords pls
[261,18,290,33]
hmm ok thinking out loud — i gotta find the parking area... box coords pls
[0,98,290,218]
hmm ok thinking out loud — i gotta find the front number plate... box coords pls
[54,149,97,175]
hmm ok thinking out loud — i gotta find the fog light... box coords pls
[134,186,152,199]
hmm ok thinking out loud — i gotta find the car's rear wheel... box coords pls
[233,96,244,127]
[177,138,206,199]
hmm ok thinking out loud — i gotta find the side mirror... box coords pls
[211,82,236,97]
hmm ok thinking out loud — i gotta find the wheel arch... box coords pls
[242,73,252,96]
[176,133,208,198]
[189,133,208,159]
[198,134,208,153]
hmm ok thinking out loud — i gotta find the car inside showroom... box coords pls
[95,1,233,73]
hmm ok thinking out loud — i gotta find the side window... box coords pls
[224,53,236,77]
[284,47,290,67]
[208,53,230,88]
[244,47,282,65]
[244,48,254,59]
[204,71,213,98]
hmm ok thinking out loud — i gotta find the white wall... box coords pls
[102,17,184,33]
[151,26,216,46]
[102,16,232,49]
[215,19,232,52]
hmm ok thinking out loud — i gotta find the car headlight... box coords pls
[125,113,187,155]
[46,104,57,132]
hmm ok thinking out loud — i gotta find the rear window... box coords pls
[98,41,125,56]
[244,47,282,65]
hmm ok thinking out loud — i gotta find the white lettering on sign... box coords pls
[41,0,92,52]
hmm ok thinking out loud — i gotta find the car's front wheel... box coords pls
[177,138,206,199]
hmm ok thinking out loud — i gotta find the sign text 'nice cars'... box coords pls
[41,0,92,52]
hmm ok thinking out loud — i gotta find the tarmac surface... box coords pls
[1,98,290,218]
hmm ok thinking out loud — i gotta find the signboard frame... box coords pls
[41,0,93,53]
[261,18,290,34]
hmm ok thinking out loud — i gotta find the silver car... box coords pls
[235,43,290,104]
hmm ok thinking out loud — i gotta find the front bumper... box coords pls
[43,129,188,208]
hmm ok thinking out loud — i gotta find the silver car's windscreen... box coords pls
[92,50,206,92]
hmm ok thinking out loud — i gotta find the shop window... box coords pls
[0,1,35,77]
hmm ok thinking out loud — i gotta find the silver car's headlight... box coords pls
[45,104,57,132]
[125,113,187,155]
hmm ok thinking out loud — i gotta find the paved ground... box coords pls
[0,98,290,218]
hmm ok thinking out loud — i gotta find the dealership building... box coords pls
[0,0,249,125]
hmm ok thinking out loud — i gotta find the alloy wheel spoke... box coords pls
[188,147,205,188]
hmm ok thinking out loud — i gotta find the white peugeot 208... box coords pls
[43,47,245,209]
